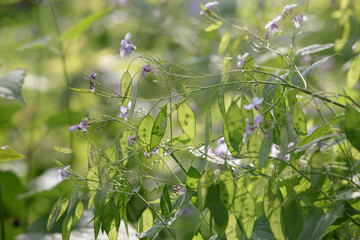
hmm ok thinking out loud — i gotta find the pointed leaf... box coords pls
[186,166,201,189]
[302,55,332,78]
[295,43,334,56]
[150,105,167,150]
[137,207,153,233]
[204,21,223,32]
[225,102,245,154]
[206,184,228,236]
[218,31,231,55]
[102,200,120,240]
[121,71,132,106]
[347,56,360,89]
[160,186,171,218]
[197,169,214,210]
[177,102,196,140]
[0,145,25,162]
[218,170,235,209]
[137,115,154,151]
[288,92,307,137]
[259,135,273,170]
[281,192,303,240]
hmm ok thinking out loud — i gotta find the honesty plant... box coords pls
[47,2,360,240]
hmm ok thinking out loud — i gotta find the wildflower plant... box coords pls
[44,2,360,240]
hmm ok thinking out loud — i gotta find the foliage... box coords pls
[1,0,360,240]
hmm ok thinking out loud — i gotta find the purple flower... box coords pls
[200,1,219,15]
[270,144,281,158]
[58,165,71,181]
[120,33,136,58]
[128,134,139,145]
[243,115,263,140]
[141,64,154,78]
[265,15,282,32]
[169,185,186,194]
[119,102,131,121]
[84,72,97,93]
[292,13,307,28]
[244,97,264,111]
[237,52,250,68]
[281,4,297,16]
[69,118,90,133]
[144,147,159,158]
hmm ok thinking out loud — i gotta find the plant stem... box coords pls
[0,175,5,240]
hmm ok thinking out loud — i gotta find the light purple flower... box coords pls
[270,144,281,158]
[128,134,139,145]
[69,118,90,133]
[243,115,263,140]
[244,97,264,111]
[119,102,131,121]
[237,52,250,68]
[144,147,159,158]
[141,64,154,78]
[292,13,307,28]
[200,1,219,15]
[281,4,297,16]
[120,33,136,58]
[84,72,97,93]
[169,185,186,194]
[265,15,282,31]
[214,137,232,159]
[58,165,71,181]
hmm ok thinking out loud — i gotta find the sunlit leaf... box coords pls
[225,212,242,240]
[68,87,92,93]
[347,56,360,89]
[225,101,245,154]
[233,185,256,239]
[47,197,69,231]
[288,92,307,137]
[61,8,112,41]
[52,145,73,154]
[259,135,273,170]
[273,88,286,125]
[204,21,223,32]
[218,82,226,119]
[178,102,196,140]
[150,105,167,150]
[345,104,360,151]
[186,167,201,189]
[204,107,212,155]
[102,200,120,240]
[121,71,132,106]
[0,68,26,103]
[197,169,213,210]
[218,31,231,55]
[218,170,234,209]
[0,146,25,162]
[137,207,153,233]
[302,56,332,78]
[137,114,154,152]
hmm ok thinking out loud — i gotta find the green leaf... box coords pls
[197,169,214,210]
[67,184,79,214]
[47,197,69,231]
[206,184,228,236]
[345,104,360,151]
[218,32,230,55]
[87,167,99,191]
[347,56,360,89]
[137,115,154,152]
[288,92,307,137]
[121,71,133,106]
[171,134,191,146]
[62,213,73,240]
[302,55,332,78]
[298,205,344,240]
[0,68,26,103]
[223,122,237,157]
[52,145,73,154]
[68,87,92,93]
[273,88,286,125]
[186,167,201,189]
[259,135,273,170]
[177,102,196,140]
[160,186,172,218]
[174,78,187,98]
[218,170,235,209]
[150,105,167,150]
[72,201,84,227]
[204,107,212,154]
[309,150,325,187]
[295,43,334,56]
[204,21,223,32]
[218,82,226,119]
[281,192,303,240]
[137,207,153,233]
[225,212,242,240]
[61,8,112,41]
[102,200,120,240]
[297,115,344,147]
[225,102,245,154]
[233,186,256,239]
[263,182,284,240]
[0,146,25,162]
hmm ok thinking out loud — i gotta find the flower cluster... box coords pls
[84,72,97,93]
[244,97,264,111]
[120,33,136,58]
[69,118,90,133]
[169,185,186,194]
[141,64,154,78]
[119,102,131,121]
[292,13,308,28]
[58,165,71,181]
[128,134,139,145]
[144,147,159,158]
[200,1,219,15]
